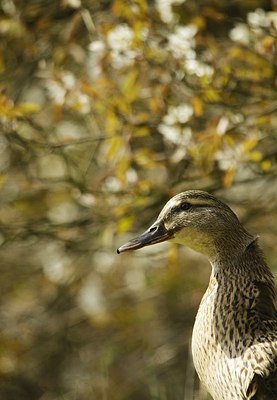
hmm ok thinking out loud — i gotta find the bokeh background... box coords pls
[0,1,276,399]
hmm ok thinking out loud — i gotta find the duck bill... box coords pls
[117,221,173,254]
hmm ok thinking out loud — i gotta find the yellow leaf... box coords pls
[261,35,275,50]
[15,102,40,115]
[134,127,149,137]
[105,136,123,160]
[248,151,262,162]
[117,157,130,181]
[149,96,162,113]
[192,97,203,117]
[117,216,134,233]
[115,96,131,114]
[223,168,235,187]
[191,15,206,30]
[225,134,235,146]
[122,70,138,94]
[131,112,150,124]
[260,160,271,171]
[203,89,221,102]
[254,115,272,126]
[242,138,258,153]
[105,111,121,134]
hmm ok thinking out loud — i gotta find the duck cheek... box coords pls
[169,229,193,247]
[171,229,213,255]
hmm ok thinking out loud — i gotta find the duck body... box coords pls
[192,242,277,399]
[117,190,277,399]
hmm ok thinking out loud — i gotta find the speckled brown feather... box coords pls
[192,239,276,399]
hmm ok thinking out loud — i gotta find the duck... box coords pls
[117,190,277,400]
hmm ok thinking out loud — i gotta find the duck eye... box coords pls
[180,202,191,211]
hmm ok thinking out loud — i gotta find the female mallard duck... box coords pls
[117,190,277,400]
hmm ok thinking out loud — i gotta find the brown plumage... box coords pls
[117,190,277,400]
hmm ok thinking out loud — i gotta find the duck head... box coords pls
[117,190,253,262]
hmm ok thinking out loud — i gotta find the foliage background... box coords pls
[0,0,276,399]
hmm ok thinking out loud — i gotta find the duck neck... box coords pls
[209,224,253,268]
[211,235,274,284]
[209,237,276,321]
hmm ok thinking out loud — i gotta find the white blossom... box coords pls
[39,243,73,284]
[87,40,106,78]
[47,202,79,224]
[163,104,193,125]
[126,168,138,184]
[247,8,270,28]
[229,23,251,44]
[168,24,198,58]
[159,124,192,146]
[175,24,198,40]
[267,12,277,30]
[216,116,229,136]
[103,176,121,192]
[106,24,137,68]
[110,50,137,69]
[88,40,105,53]
[78,276,108,317]
[61,71,76,90]
[107,24,134,52]
[74,93,91,114]
[214,148,238,171]
[63,0,81,8]
[185,59,214,77]
[156,0,187,24]
[47,80,66,104]
[158,124,181,143]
